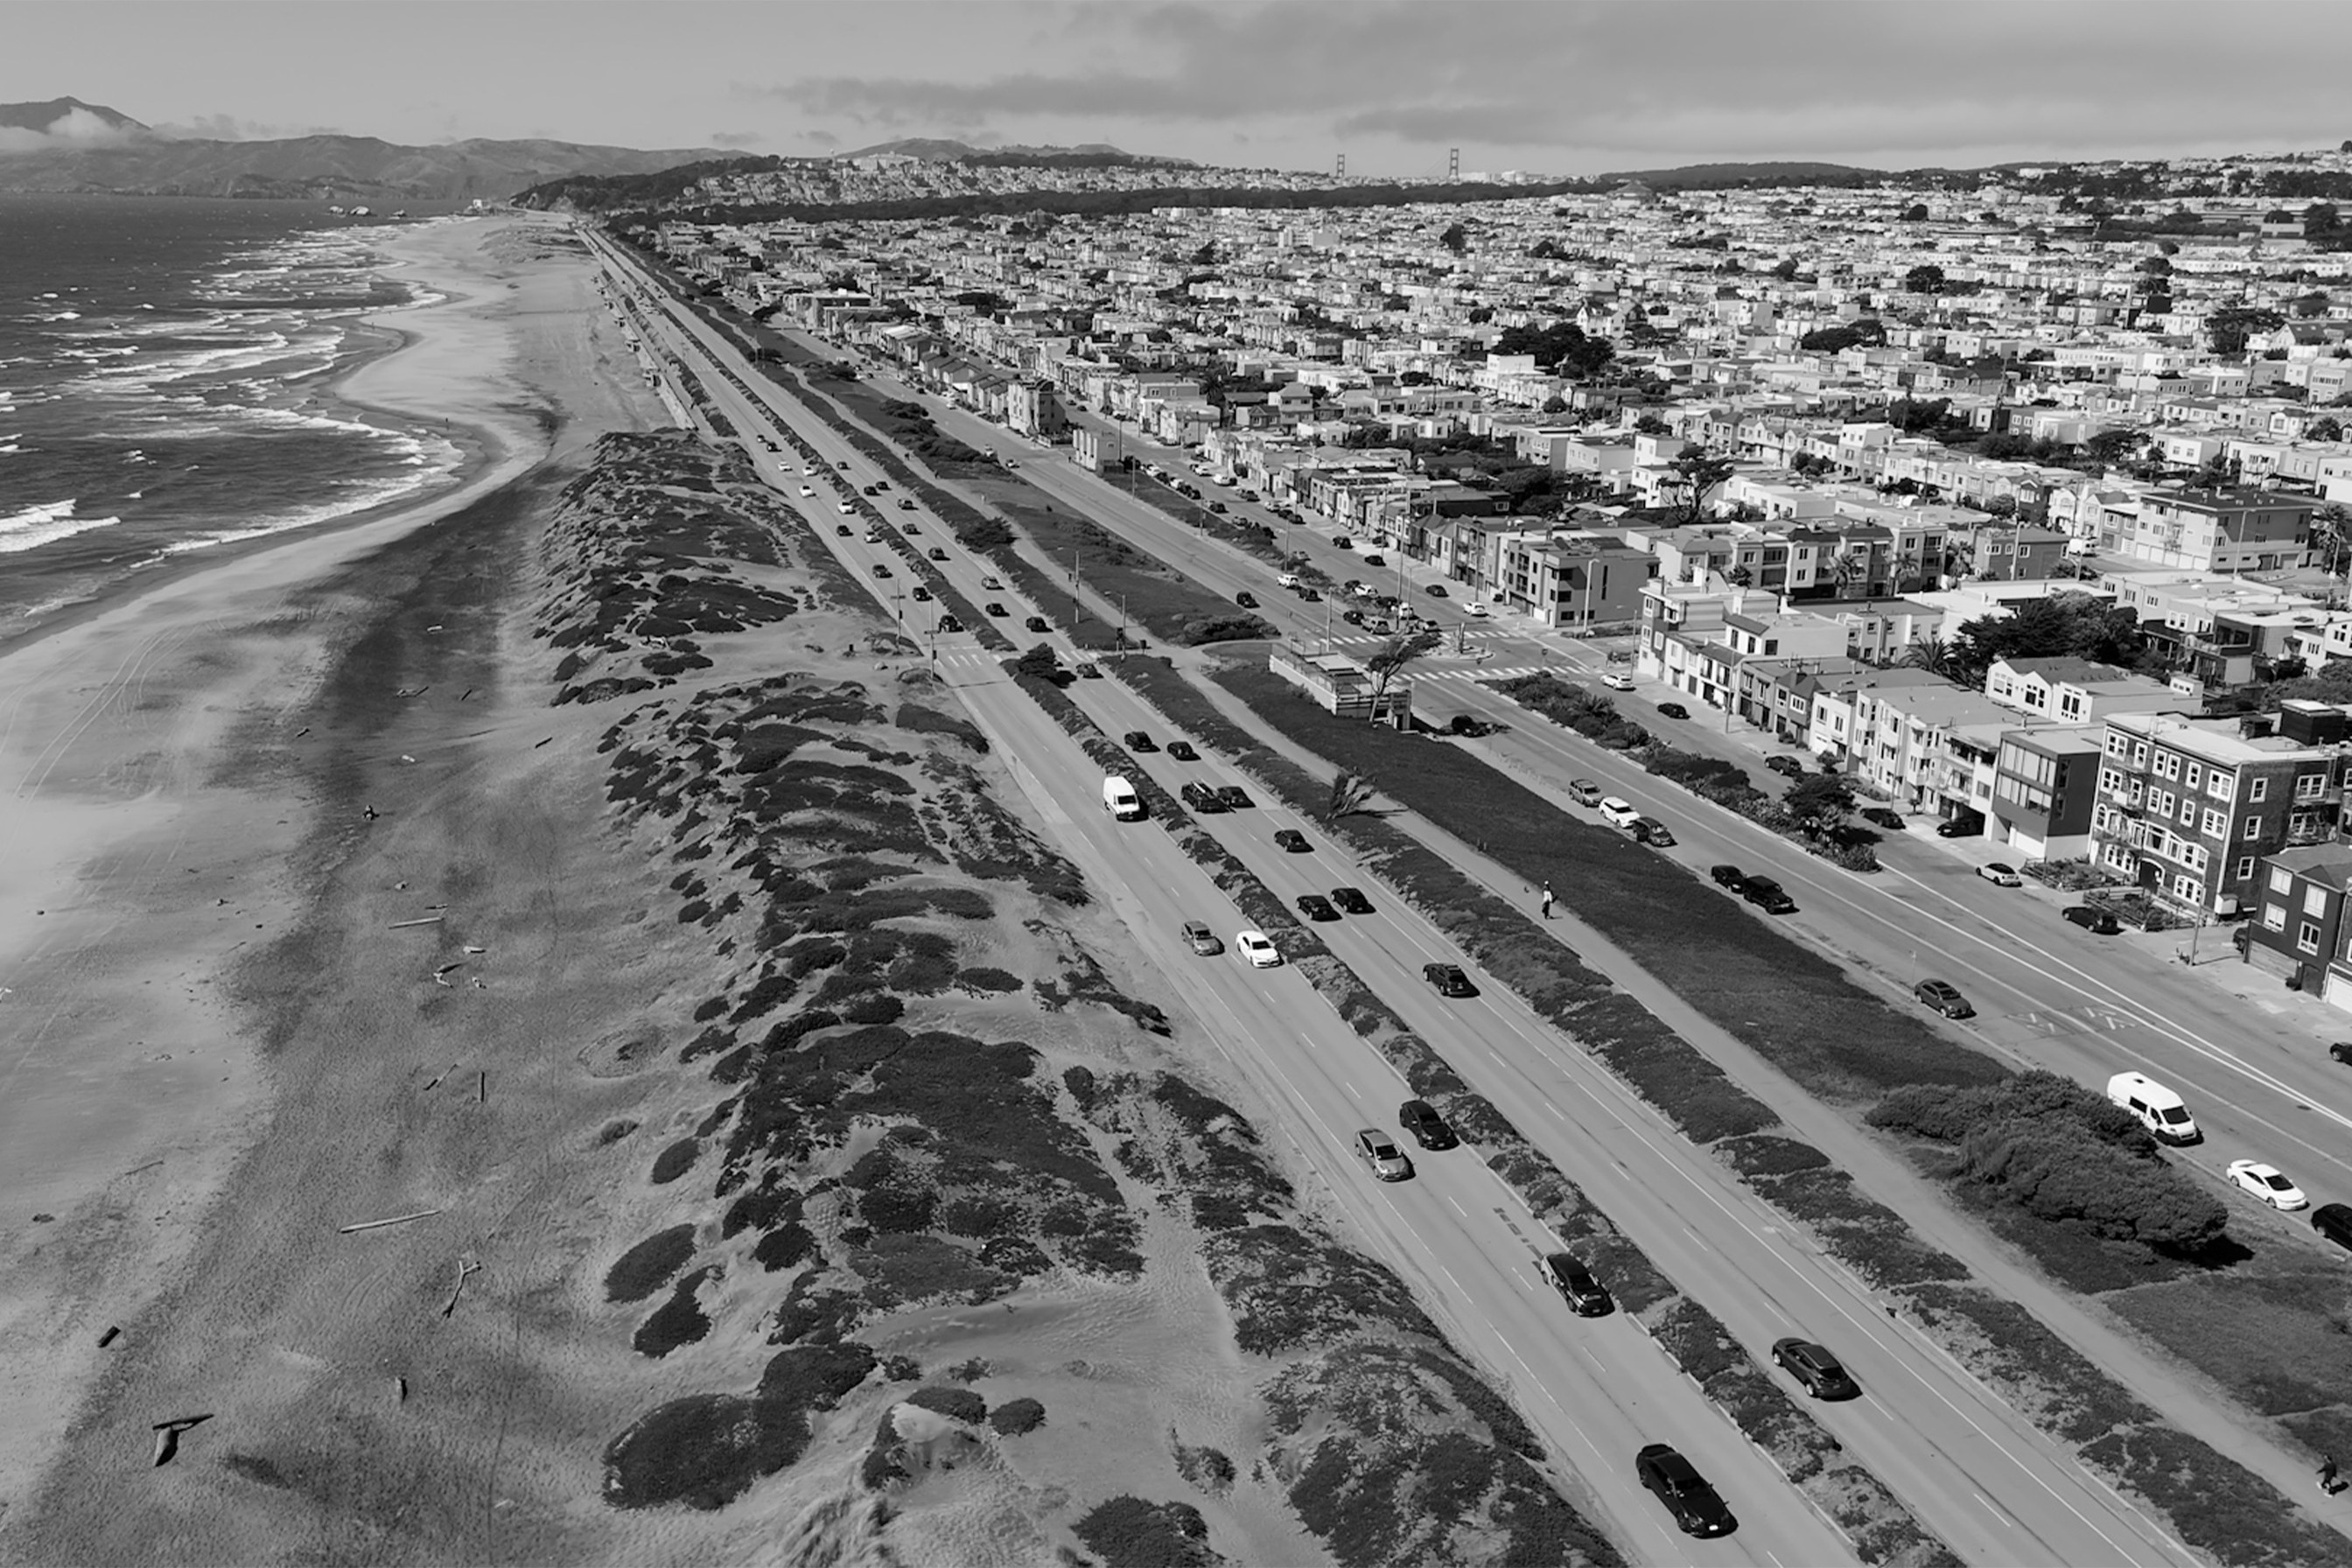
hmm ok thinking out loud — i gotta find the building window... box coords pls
[2101,766,2124,794]
[2245,816,2264,839]
[2272,866,2296,894]
[2241,856,2259,880]
[2250,776,2269,802]
[2207,808,2230,837]
[2266,902,2289,931]
[2150,789,2174,817]
[2298,774,2328,801]
[2153,752,2180,780]
[2105,732,2130,759]
[2309,886,2332,918]
[2209,772,2235,800]
[2184,763,2202,790]
[2301,920,2323,955]
[2132,743,2150,766]
[2174,873,2202,903]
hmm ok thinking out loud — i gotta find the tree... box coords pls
[2306,202,2342,239]
[2137,255,2174,278]
[1012,644,1061,682]
[1904,634,1961,679]
[2208,306,2286,355]
[1903,263,1946,295]
[1670,452,1737,524]
[1362,629,1443,710]
[1438,221,1468,255]
[1190,239,1217,267]
[2308,416,2343,444]
[1634,413,1669,435]
[1770,257,1801,281]
[1784,774,1856,833]
[1901,202,1930,222]
[1325,770,1376,822]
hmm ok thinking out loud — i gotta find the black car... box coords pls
[1710,864,1748,892]
[1772,1338,1860,1400]
[909,584,931,602]
[1298,586,1322,602]
[1331,886,1373,914]
[1634,1443,1736,1537]
[1340,608,1365,626]
[1936,813,1984,838]
[1914,978,1974,1018]
[1629,817,1675,847]
[1741,877,1796,914]
[2313,1202,2352,1252]
[937,615,964,634]
[872,563,893,578]
[2331,1042,2352,1067]
[1273,828,1311,852]
[1765,755,1806,779]
[1214,785,1253,810]
[1025,615,1051,633]
[1167,740,1199,761]
[1424,582,1447,597]
[1541,1252,1612,1316]
[1123,731,1157,752]
[1180,781,1227,814]
[1398,1098,1457,1151]
[1423,962,1477,998]
[1074,663,1102,679]
[899,498,918,511]
[1860,807,1907,830]
[2062,906,2122,934]
[1656,702,1690,719]
[1236,591,1258,608]
[1297,892,1340,921]
[835,523,853,537]
[984,601,1009,617]
[928,547,948,561]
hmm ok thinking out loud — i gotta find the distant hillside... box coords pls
[605,177,1604,228]
[1592,161,1886,190]
[837,137,1190,168]
[0,97,724,200]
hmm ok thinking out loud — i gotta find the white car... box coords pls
[1235,930,1282,968]
[1354,1129,1414,1182]
[836,500,854,514]
[1276,572,1300,589]
[1978,863,2024,887]
[2228,1159,2308,1211]
[1466,603,1490,618]
[981,576,1004,591]
[799,486,815,498]
[1597,797,1640,829]
[1600,671,1634,691]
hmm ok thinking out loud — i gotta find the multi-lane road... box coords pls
[591,233,2208,1564]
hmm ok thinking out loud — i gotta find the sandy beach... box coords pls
[0,211,662,1551]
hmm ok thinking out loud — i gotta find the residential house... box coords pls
[2242,846,2352,1002]
[2106,486,2319,574]
[1990,726,2105,860]
[1984,656,2188,726]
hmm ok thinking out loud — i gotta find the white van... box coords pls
[1102,775,1144,821]
[2106,1071,2200,1144]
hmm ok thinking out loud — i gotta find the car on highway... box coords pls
[837,500,855,514]
[984,602,1008,617]
[1541,1252,1613,1315]
[1354,1128,1413,1182]
[909,585,931,602]
[1600,671,1634,691]
[1568,780,1605,807]
[1180,920,1223,956]
[835,524,852,537]
[1914,978,1974,1018]
[1334,536,1354,550]
[1656,701,1688,718]
[1214,785,1253,810]
[1422,962,1477,998]
[862,484,880,496]
[1331,886,1373,914]
[1179,781,1227,814]
[1297,892,1339,921]
[1423,582,1446,596]
[1208,500,1228,515]
[1235,591,1258,608]
[872,564,893,578]
[2229,1159,2309,1211]
[1277,572,1300,589]
[799,485,816,497]
[2332,1041,2352,1067]
[1362,553,1384,567]
[1166,740,1199,760]
[1273,828,1312,852]
[1772,1338,1861,1400]
[1596,796,1640,828]
[2313,1203,2352,1252]
[899,498,917,510]
[1397,1099,1457,1151]
[1235,930,1282,968]
[1742,878,1796,915]
[2062,906,2123,934]
[1122,730,1157,753]
[836,460,851,471]
[1978,863,2025,887]
[937,615,963,634]
[1711,864,1748,892]
[1025,616,1050,633]
[1860,807,1907,830]
[928,547,948,561]
[1629,816,1675,847]
[1936,813,1984,838]
[1074,662,1102,679]
[1635,1443,1737,1537]
[981,576,1004,590]
[1298,586,1321,601]
[1340,608,1365,626]
[1466,602,1490,618]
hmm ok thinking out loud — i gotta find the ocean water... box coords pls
[0,193,466,638]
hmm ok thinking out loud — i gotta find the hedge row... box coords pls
[1009,658,1955,1567]
[1106,653,2351,1568]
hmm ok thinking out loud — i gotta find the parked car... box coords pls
[1296,892,1340,921]
[1180,781,1227,814]
[1766,755,1806,779]
[1568,780,1605,807]
[1597,797,1640,829]
[1711,864,1748,892]
[1236,591,1257,608]
[1025,616,1050,633]
[1331,886,1373,914]
[1936,813,1984,838]
[1978,863,2024,887]
[1466,603,1490,618]
[1398,1098,1456,1150]
[1208,500,1228,514]
[2062,906,2123,934]
[1166,740,1199,761]
[1629,816,1675,847]
[1772,1338,1861,1400]
[1600,671,1634,691]
[1743,878,1796,914]
[1860,807,1907,830]
[1354,1129,1413,1182]
[1423,962,1477,998]
[2229,1159,2309,1211]
[984,601,1009,617]
[2312,1202,2352,1252]
[1635,1443,1737,1537]
[1122,731,1157,753]
[1235,930,1281,968]
[1656,701,1688,719]
[1180,920,1223,956]
[1276,572,1300,589]
[1334,536,1354,550]
[1214,785,1253,809]
[1914,978,1974,1018]
[1298,586,1321,601]
[1541,1252,1613,1316]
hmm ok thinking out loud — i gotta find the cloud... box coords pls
[0,106,144,155]
[710,130,765,148]
[800,129,839,148]
[150,114,341,142]
[754,0,2352,167]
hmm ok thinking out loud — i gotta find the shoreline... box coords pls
[0,211,645,1540]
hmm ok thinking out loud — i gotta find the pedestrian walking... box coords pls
[1540,882,1554,920]
[2321,1454,2339,1494]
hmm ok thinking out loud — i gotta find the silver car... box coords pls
[1354,1129,1413,1182]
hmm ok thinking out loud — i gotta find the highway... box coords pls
[587,233,2211,1564]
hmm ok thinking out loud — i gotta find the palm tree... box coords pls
[1325,771,1377,822]
[1904,635,1959,679]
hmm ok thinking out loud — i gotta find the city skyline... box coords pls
[9,0,2352,177]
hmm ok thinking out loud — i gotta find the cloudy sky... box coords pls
[9,0,2352,175]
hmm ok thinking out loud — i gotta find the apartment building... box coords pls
[2090,704,2352,918]
[1983,656,2188,725]
[1490,532,1657,628]
[1850,685,2017,813]
[2241,845,2352,1002]
[1990,726,2105,859]
[2104,486,2320,574]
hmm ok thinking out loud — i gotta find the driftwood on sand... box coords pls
[338,1208,442,1236]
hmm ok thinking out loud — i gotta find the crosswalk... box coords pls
[1415,665,1547,682]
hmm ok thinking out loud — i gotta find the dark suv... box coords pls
[1771,1338,1860,1400]
[1634,1443,1736,1537]
[1422,962,1477,998]
[1398,1099,1457,1151]
[1741,877,1796,915]
[1541,1252,1613,1316]
[2314,1203,2352,1253]
[1179,780,1227,815]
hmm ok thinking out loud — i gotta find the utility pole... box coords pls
[1071,550,1082,633]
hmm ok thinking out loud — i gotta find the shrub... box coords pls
[606,1223,696,1304]
[903,1385,986,1424]
[649,1138,699,1185]
[634,1267,715,1357]
[989,1396,1046,1436]
[1072,1496,1215,1568]
[1958,1120,2227,1251]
